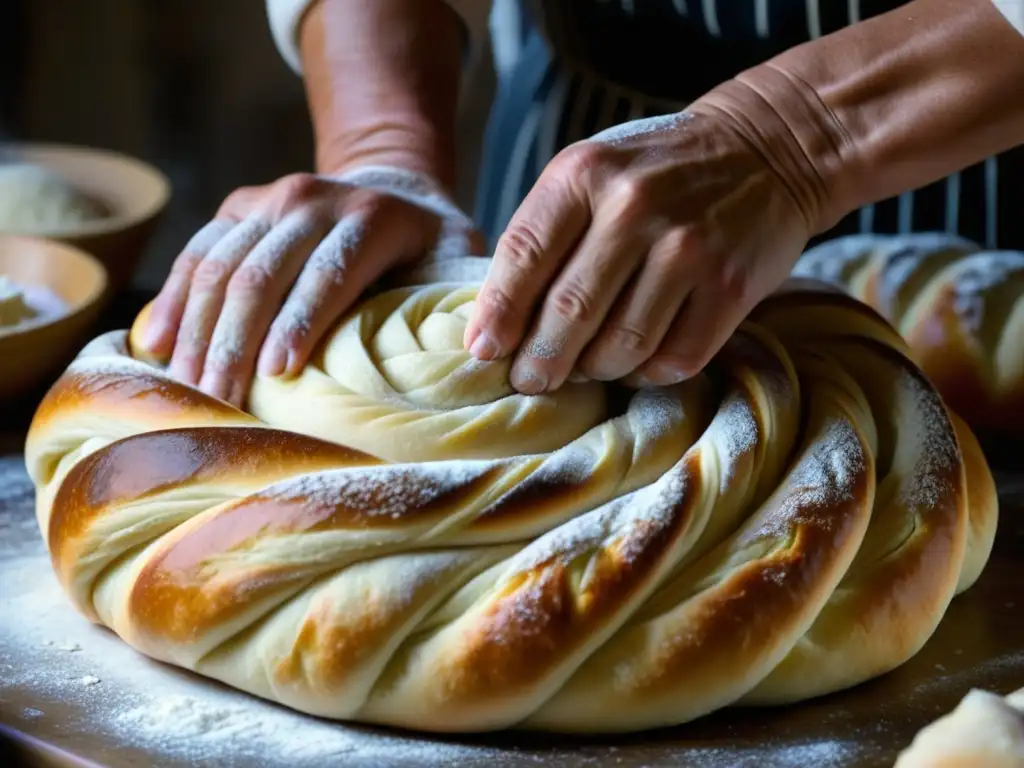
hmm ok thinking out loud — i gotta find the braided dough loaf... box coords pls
[792,233,1024,431]
[25,257,999,733]
[896,686,1024,767]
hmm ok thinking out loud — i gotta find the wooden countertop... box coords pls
[1,292,1022,766]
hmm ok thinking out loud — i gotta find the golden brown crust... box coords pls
[25,277,998,733]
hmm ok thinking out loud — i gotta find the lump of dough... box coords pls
[0,163,107,233]
[895,687,1024,767]
[0,275,39,327]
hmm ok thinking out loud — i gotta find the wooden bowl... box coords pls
[0,143,170,290]
[0,235,108,401]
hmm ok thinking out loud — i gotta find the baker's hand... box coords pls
[464,83,836,392]
[139,166,479,406]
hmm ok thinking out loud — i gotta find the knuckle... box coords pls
[202,355,236,377]
[228,264,275,295]
[276,172,321,206]
[609,175,648,214]
[191,258,234,291]
[220,186,256,212]
[272,303,316,345]
[556,141,605,176]
[607,325,656,356]
[715,263,752,303]
[495,225,545,273]
[550,281,596,324]
[170,250,204,278]
[479,285,517,319]
[656,227,698,262]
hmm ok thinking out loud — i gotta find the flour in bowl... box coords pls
[0,163,108,233]
[0,274,67,329]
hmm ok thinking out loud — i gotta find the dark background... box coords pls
[0,0,495,291]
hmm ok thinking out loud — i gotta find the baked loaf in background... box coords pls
[792,233,1024,432]
[25,257,999,733]
[895,686,1024,767]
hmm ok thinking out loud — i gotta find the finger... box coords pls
[167,215,270,386]
[200,210,329,405]
[258,203,431,377]
[464,171,590,361]
[631,277,754,387]
[577,228,698,382]
[507,211,649,394]
[141,219,235,356]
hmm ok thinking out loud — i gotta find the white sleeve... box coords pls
[266,0,493,74]
[993,0,1024,35]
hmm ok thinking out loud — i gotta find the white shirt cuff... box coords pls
[265,0,492,74]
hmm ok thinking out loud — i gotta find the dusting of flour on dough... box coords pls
[950,251,1024,335]
[264,462,496,520]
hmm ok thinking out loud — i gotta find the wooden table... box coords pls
[1,292,1022,766]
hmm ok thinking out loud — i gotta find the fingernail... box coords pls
[645,361,689,385]
[566,371,590,384]
[258,344,288,377]
[141,320,164,351]
[511,361,547,394]
[469,332,500,360]
[284,349,304,377]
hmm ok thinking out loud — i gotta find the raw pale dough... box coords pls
[896,687,1024,766]
[0,163,107,233]
[0,275,39,327]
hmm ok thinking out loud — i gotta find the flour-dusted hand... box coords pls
[139,166,480,406]
[465,86,842,393]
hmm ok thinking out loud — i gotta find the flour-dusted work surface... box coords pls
[2,452,1024,768]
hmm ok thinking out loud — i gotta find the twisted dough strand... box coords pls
[25,262,998,733]
[793,233,1024,430]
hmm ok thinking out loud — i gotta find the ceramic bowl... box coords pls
[0,142,170,290]
[0,235,108,401]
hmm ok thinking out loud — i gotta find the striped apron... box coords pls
[475,0,1024,251]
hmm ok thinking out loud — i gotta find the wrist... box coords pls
[316,120,457,196]
[691,68,855,235]
[757,0,1024,222]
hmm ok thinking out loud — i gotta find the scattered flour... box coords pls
[270,214,367,344]
[950,251,1024,335]
[589,112,694,145]
[203,210,322,370]
[265,462,493,520]
[791,233,879,287]
[756,413,865,541]
[329,165,472,226]
[894,370,959,510]
[873,234,977,320]
[705,393,759,491]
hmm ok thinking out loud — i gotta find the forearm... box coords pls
[702,0,1024,233]
[298,0,464,192]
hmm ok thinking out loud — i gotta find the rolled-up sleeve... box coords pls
[266,0,492,74]
[993,0,1024,35]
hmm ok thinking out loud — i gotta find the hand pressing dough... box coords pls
[0,163,107,233]
[23,267,999,734]
[896,687,1024,767]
